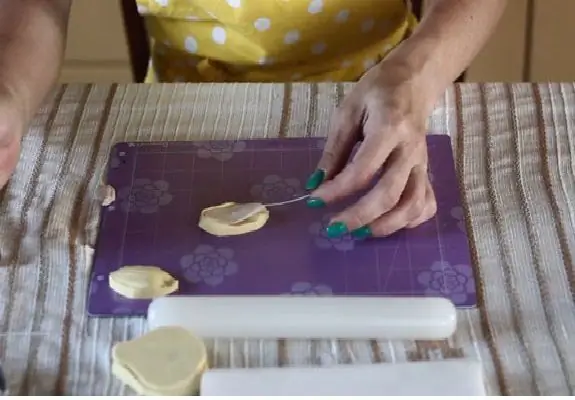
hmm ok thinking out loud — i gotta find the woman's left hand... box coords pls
[305,60,438,239]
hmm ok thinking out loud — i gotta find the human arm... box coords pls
[0,0,71,119]
[306,0,507,238]
[384,0,508,116]
[0,0,71,187]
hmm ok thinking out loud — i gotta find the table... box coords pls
[0,83,573,395]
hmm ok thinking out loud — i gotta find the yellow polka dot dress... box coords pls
[136,0,417,83]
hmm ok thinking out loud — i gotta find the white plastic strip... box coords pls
[200,361,486,396]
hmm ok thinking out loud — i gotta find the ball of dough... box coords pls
[198,202,270,237]
[112,326,208,396]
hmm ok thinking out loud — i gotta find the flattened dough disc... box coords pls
[198,202,269,237]
[112,326,207,395]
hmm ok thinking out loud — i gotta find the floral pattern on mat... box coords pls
[180,245,239,286]
[194,140,246,161]
[417,261,475,304]
[118,179,173,214]
[250,174,304,203]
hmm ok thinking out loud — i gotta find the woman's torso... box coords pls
[135,0,416,82]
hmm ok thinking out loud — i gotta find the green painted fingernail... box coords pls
[306,197,326,208]
[326,222,348,238]
[305,169,325,190]
[351,226,372,240]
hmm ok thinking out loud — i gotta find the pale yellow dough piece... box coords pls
[112,326,208,396]
[198,202,269,237]
[99,184,116,206]
[109,265,178,299]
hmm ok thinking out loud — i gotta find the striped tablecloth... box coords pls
[0,83,573,395]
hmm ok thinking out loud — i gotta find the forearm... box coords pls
[385,0,507,113]
[0,0,71,120]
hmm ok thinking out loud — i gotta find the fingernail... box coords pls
[305,169,325,190]
[306,197,326,208]
[351,226,372,240]
[326,221,348,238]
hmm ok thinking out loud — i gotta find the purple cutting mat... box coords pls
[88,135,476,317]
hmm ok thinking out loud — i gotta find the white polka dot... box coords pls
[284,30,300,45]
[308,0,323,14]
[335,9,349,23]
[137,4,149,13]
[311,42,327,55]
[361,18,375,32]
[212,27,227,44]
[184,36,198,53]
[364,59,377,70]
[341,60,352,68]
[254,18,271,31]
[155,0,168,6]
[226,0,241,8]
[258,56,274,65]
[291,73,302,80]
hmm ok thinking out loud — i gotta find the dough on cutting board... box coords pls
[109,266,178,299]
[198,202,269,237]
[99,184,116,206]
[112,326,208,396]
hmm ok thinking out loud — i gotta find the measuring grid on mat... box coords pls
[88,136,476,317]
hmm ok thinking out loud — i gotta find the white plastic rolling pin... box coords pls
[147,296,457,340]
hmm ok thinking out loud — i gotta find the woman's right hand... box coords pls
[305,59,437,240]
[0,87,25,189]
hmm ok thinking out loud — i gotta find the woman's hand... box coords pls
[0,87,25,189]
[305,60,437,239]
[303,0,507,240]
